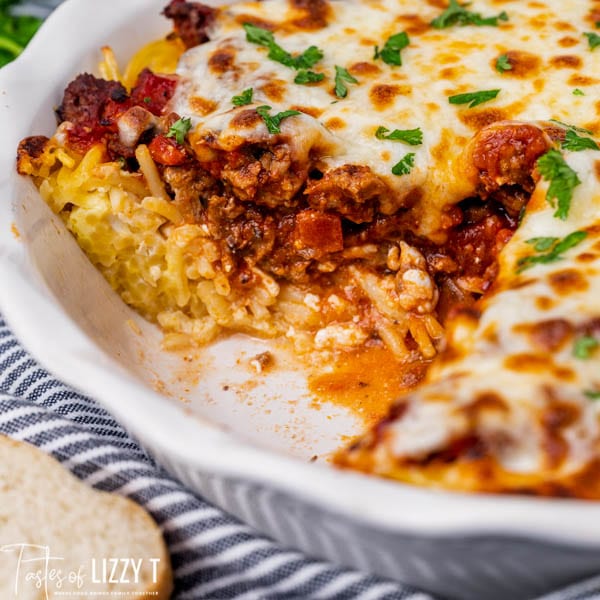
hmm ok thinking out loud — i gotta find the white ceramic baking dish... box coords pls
[1,2,600,598]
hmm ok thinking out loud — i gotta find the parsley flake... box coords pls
[232,88,254,106]
[573,335,599,360]
[375,126,423,145]
[448,89,500,108]
[549,120,593,135]
[517,230,587,273]
[243,23,324,73]
[334,66,358,98]
[495,53,512,73]
[166,117,192,145]
[573,88,585,96]
[562,129,600,152]
[256,105,301,134]
[294,69,325,84]
[373,32,410,67]
[585,390,600,400]
[391,153,416,176]
[584,31,600,50]
[536,150,581,220]
[431,0,508,29]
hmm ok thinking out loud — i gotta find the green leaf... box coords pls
[374,32,409,66]
[294,46,323,69]
[585,390,600,399]
[166,117,192,145]
[448,89,500,108]
[549,119,593,135]
[573,335,599,360]
[517,230,587,273]
[375,126,423,145]
[232,88,254,106]
[561,129,599,152]
[431,0,508,29]
[495,53,512,73]
[525,237,559,252]
[294,69,325,84]
[584,31,600,50]
[391,153,416,176]
[536,150,581,220]
[243,23,275,47]
[334,65,358,98]
[243,22,324,73]
[573,88,585,96]
[256,105,301,134]
[0,8,42,68]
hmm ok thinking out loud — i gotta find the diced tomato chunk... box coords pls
[100,98,132,132]
[131,69,178,116]
[294,210,343,257]
[148,135,188,166]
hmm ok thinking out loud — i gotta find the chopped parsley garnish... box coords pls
[243,23,324,73]
[448,89,500,108]
[232,88,254,106]
[143,96,152,104]
[573,88,585,96]
[536,150,581,220]
[166,117,192,145]
[562,129,599,152]
[517,231,587,273]
[334,66,358,98]
[431,0,508,29]
[391,153,416,176]
[495,53,512,73]
[256,105,301,134]
[585,390,600,400]
[549,120,593,135]
[373,32,410,66]
[584,31,600,50]
[573,335,599,360]
[375,126,423,145]
[0,1,42,68]
[294,69,325,84]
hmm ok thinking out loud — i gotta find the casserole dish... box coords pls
[1,1,600,597]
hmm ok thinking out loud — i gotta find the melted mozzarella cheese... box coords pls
[172,0,600,239]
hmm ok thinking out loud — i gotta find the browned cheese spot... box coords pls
[558,36,579,48]
[290,105,323,118]
[548,269,589,296]
[208,46,237,75]
[260,80,287,103]
[289,0,331,30]
[514,319,574,352]
[324,117,346,130]
[541,388,581,468]
[395,13,430,35]
[496,50,541,78]
[569,74,599,86]
[577,252,597,263]
[235,14,275,30]
[536,296,556,311]
[189,96,218,116]
[550,55,583,69]
[459,108,508,130]
[595,160,600,184]
[369,84,410,110]
[349,62,382,77]
[554,20,576,32]
[231,108,263,129]
[466,393,509,418]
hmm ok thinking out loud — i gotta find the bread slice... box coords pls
[0,435,173,599]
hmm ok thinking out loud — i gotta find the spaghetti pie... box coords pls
[16,0,600,497]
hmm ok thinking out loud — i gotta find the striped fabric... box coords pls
[4,1,600,598]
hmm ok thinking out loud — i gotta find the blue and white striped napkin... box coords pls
[3,1,600,598]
